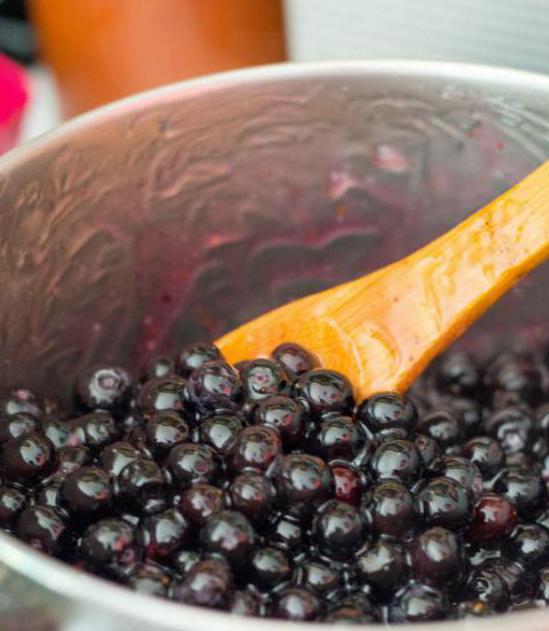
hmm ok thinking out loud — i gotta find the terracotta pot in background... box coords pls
[30,0,287,117]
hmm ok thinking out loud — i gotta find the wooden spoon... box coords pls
[216,161,549,399]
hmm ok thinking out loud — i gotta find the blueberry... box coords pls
[15,505,66,554]
[294,369,354,418]
[463,437,505,478]
[3,432,55,482]
[99,441,141,477]
[60,466,111,519]
[536,566,549,602]
[414,434,441,469]
[271,343,317,378]
[231,590,261,616]
[173,549,201,576]
[435,351,480,397]
[165,443,217,488]
[177,342,223,377]
[331,462,363,506]
[273,586,320,621]
[127,562,173,597]
[481,558,532,604]
[250,546,291,590]
[313,500,363,559]
[410,527,463,583]
[145,411,189,459]
[179,483,224,526]
[298,559,340,595]
[267,513,303,552]
[200,510,256,568]
[231,425,281,473]
[368,439,421,486]
[418,409,463,451]
[40,418,69,449]
[315,416,362,461]
[199,414,243,455]
[432,456,483,495]
[469,494,517,543]
[75,365,132,414]
[79,518,136,574]
[240,359,288,401]
[228,472,272,523]
[0,486,26,527]
[357,392,417,437]
[143,356,176,381]
[483,406,537,455]
[114,457,167,515]
[137,376,187,420]
[493,468,546,517]
[0,413,39,444]
[465,566,509,611]
[388,583,449,622]
[356,540,407,595]
[68,411,119,453]
[139,508,189,562]
[415,477,472,530]
[187,361,242,413]
[0,388,42,418]
[172,558,233,610]
[254,396,304,447]
[484,352,542,405]
[274,454,333,518]
[505,524,549,570]
[361,480,414,537]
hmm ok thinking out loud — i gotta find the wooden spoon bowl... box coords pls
[217,161,549,399]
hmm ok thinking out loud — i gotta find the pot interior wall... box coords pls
[1,66,548,405]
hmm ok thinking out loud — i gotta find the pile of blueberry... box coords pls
[1,341,549,624]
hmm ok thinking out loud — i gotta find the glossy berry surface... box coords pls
[274,586,320,621]
[3,432,55,482]
[271,342,317,378]
[315,416,361,461]
[313,499,363,559]
[415,477,472,530]
[356,539,407,594]
[200,510,256,568]
[470,494,517,542]
[60,466,111,518]
[368,439,421,486]
[179,483,224,526]
[361,480,414,537]
[294,369,354,418]
[177,342,223,377]
[172,558,233,610]
[357,391,417,437]
[231,425,281,472]
[239,359,288,401]
[75,365,132,413]
[254,395,303,447]
[274,453,333,518]
[4,340,549,623]
[187,361,242,413]
[410,526,463,583]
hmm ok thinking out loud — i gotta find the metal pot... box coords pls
[0,61,548,630]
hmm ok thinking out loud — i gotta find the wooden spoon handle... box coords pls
[338,159,549,393]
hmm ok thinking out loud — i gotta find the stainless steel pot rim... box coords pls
[1,59,549,629]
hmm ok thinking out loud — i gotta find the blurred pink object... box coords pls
[0,53,28,155]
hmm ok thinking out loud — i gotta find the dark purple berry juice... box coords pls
[1,341,549,623]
